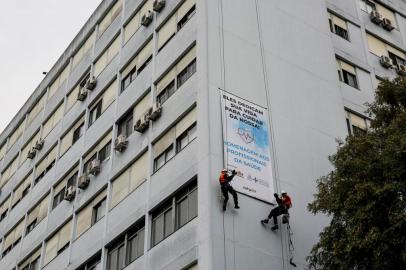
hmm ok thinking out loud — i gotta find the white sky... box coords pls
[0,0,102,134]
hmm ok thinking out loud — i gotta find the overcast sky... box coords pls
[0,0,102,134]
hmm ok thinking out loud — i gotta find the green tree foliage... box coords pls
[307,77,406,269]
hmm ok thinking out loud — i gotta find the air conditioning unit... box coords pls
[148,102,162,121]
[382,18,395,31]
[89,159,101,175]
[153,0,165,12]
[134,115,149,133]
[77,88,88,101]
[141,11,153,26]
[380,55,393,68]
[34,139,44,151]
[370,10,382,24]
[86,76,97,90]
[78,175,90,189]
[396,63,406,76]
[64,186,76,201]
[114,134,128,152]
[27,148,36,159]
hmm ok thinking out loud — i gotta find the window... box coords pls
[72,31,96,69]
[83,131,112,174]
[66,75,89,113]
[99,0,123,37]
[8,120,24,149]
[336,59,358,89]
[185,264,198,270]
[52,168,78,210]
[328,12,349,40]
[88,80,117,126]
[123,0,153,43]
[77,254,101,270]
[0,142,6,161]
[27,93,46,126]
[153,107,197,172]
[0,196,11,223]
[360,0,376,13]
[48,64,70,100]
[120,39,153,92]
[1,155,19,188]
[176,123,197,152]
[156,45,196,105]
[110,151,149,208]
[106,221,145,270]
[18,248,41,270]
[117,111,133,138]
[76,189,107,238]
[94,36,120,77]
[60,115,85,156]
[376,3,397,28]
[133,92,151,123]
[11,172,32,209]
[44,219,72,265]
[20,130,40,164]
[2,219,24,256]
[42,102,64,138]
[151,180,197,247]
[366,33,405,64]
[34,145,57,184]
[26,194,50,235]
[346,110,370,135]
[157,0,196,50]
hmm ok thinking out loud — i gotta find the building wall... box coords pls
[1,0,406,270]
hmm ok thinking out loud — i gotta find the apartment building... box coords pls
[0,0,405,269]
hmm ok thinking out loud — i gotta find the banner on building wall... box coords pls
[220,90,274,203]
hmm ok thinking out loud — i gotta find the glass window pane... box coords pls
[164,209,173,237]
[137,228,144,258]
[189,189,198,219]
[153,216,164,245]
[177,198,188,228]
[108,249,118,270]
[118,245,125,270]
[128,235,137,262]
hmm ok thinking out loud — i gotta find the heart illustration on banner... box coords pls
[237,128,254,144]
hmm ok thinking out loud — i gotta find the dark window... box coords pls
[137,56,152,74]
[34,160,56,185]
[127,227,145,264]
[78,254,101,270]
[176,123,197,152]
[83,154,97,174]
[360,0,376,13]
[151,180,197,247]
[177,5,196,30]
[73,123,85,144]
[107,241,125,270]
[21,256,39,270]
[177,59,196,88]
[388,52,406,66]
[334,24,348,40]
[57,242,69,255]
[342,70,358,89]
[0,209,8,222]
[52,187,66,209]
[121,66,137,93]
[118,112,133,137]
[26,219,37,234]
[99,142,111,162]
[92,198,106,225]
[157,80,175,105]
[22,185,30,199]
[153,145,175,172]
[89,101,103,126]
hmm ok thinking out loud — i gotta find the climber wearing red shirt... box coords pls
[261,190,292,231]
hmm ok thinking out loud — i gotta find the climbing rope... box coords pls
[286,222,297,268]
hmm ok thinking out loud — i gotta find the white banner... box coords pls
[220,90,274,203]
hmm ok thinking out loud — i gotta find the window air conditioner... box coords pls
[34,139,44,151]
[86,76,97,91]
[153,0,165,12]
[380,55,392,68]
[64,186,76,201]
[148,102,162,121]
[89,159,101,175]
[114,134,128,152]
[77,88,88,101]
[382,18,395,31]
[134,114,149,133]
[396,63,406,76]
[78,175,90,189]
[370,10,382,24]
[27,148,36,159]
[141,11,153,26]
